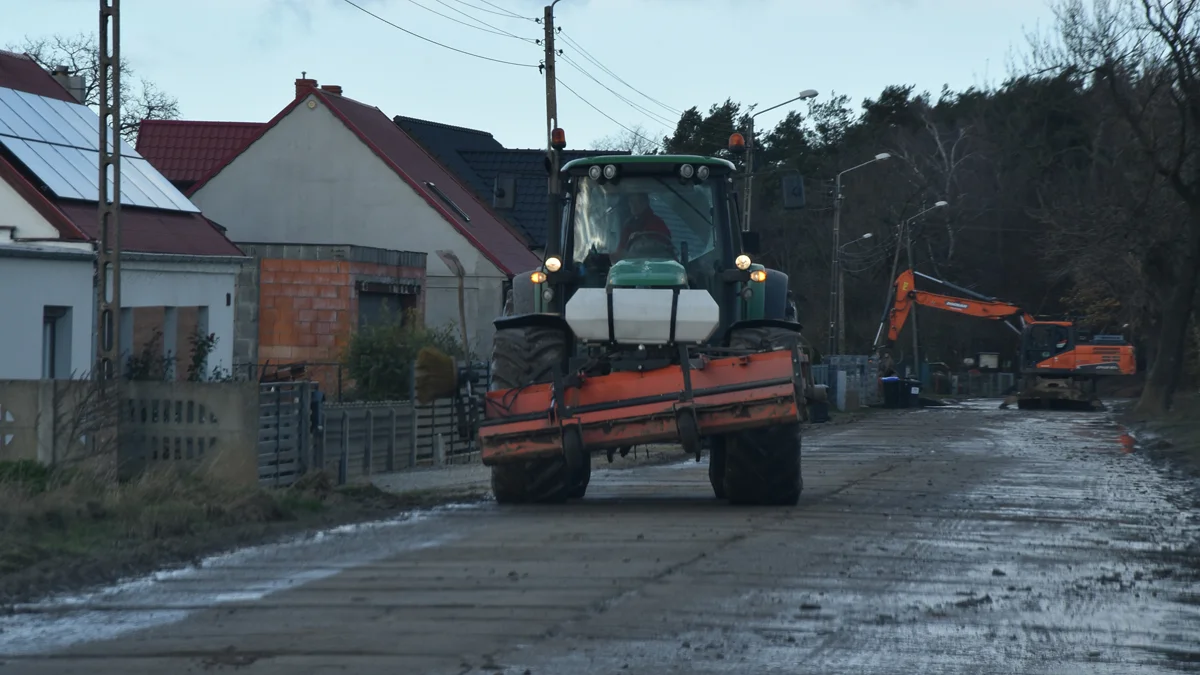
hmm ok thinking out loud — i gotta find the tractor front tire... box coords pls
[722,325,803,505]
[489,324,583,504]
[722,423,802,506]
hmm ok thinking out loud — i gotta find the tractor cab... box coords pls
[533,155,784,352]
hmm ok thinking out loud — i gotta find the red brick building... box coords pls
[233,243,426,393]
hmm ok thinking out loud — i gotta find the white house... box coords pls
[0,51,246,380]
[183,78,539,355]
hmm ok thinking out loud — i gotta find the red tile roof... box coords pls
[0,155,243,256]
[56,202,245,257]
[0,52,245,258]
[0,50,76,102]
[136,120,265,184]
[187,89,541,276]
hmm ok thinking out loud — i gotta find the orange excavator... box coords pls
[874,269,1136,410]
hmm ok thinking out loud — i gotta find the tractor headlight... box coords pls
[735,254,752,270]
[588,165,602,180]
[696,165,710,180]
[750,270,767,283]
[603,164,618,179]
[544,256,562,272]
[542,287,554,302]
[679,164,695,179]
[531,271,547,284]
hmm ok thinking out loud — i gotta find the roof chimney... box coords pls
[50,65,86,104]
[319,84,342,95]
[295,77,318,99]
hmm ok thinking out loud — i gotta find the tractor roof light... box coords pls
[679,164,695,179]
[551,127,566,150]
[696,165,710,180]
[531,270,547,284]
[750,269,768,283]
[544,256,562,272]
[603,164,618,179]
[729,132,746,154]
[735,254,752,270]
[588,165,602,180]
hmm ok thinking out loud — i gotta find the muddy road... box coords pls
[2,401,1199,674]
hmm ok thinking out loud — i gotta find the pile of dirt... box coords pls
[0,461,481,607]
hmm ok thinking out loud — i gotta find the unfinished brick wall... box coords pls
[257,258,424,393]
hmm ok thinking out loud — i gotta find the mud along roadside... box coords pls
[0,406,891,610]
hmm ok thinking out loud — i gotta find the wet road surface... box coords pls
[2,401,1199,674]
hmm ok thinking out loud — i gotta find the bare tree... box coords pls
[1033,0,1200,414]
[592,123,662,154]
[7,32,181,142]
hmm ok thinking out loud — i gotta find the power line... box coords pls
[558,53,677,128]
[448,0,535,20]
[557,29,679,116]
[341,0,539,68]
[556,76,662,147]
[423,0,538,40]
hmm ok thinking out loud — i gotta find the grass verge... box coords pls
[0,461,485,607]
[1122,392,1200,482]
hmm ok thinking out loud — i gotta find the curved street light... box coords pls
[742,89,819,231]
[829,152,892,356]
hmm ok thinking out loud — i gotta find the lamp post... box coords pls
[435,249,469,357]
[836,233,874,354]
[742,89,817,231]
[871,201,949,356]
[828,153,890,358]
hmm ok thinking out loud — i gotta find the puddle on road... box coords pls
[0,507,466,656]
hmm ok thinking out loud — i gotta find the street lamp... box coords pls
[834,232,876,357]
[828,152,891,357]
[435,249,469,355]
[742,89,818,231]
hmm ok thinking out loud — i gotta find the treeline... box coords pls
[631,0,1200,416]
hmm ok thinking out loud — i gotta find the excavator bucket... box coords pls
[478,347,807,465]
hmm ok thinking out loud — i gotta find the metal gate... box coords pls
[257,382,313,487]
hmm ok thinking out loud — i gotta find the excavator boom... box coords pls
[881,270,1032,343]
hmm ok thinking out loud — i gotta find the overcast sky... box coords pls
[1,0,1058,149]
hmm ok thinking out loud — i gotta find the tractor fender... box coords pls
[721,318,803,347]
[508,269,538,316]
[762,268,790,320]
[494,312,573,335]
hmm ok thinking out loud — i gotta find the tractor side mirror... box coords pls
[741,230,761,255]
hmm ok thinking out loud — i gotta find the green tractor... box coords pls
[433,144,814,505]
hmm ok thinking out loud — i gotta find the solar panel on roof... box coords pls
[0,85,198,212]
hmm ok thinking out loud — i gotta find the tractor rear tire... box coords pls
[489,324,578,504]
[708,437,727,499]
[722,423,802,506]
[724,325,803,506]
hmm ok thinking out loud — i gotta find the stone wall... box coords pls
[0,380,260,485]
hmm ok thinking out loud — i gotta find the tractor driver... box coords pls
[614,191,672,257]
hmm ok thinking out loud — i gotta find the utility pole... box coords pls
[905,211,920,381]
[742,116,755,230]
[95,0,121,385]
[828,172,842,358]
[837,257,846,354]
[542,2,563,264]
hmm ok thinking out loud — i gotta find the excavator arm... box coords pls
[877,269,1035,347]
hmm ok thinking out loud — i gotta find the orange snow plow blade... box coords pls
[479,349,804,465]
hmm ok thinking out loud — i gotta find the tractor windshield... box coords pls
[569,174,726,288]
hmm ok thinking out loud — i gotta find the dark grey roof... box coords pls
[394,115,627,247]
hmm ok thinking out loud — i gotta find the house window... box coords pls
[42,306,72,379]
[358,291,416,329]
